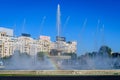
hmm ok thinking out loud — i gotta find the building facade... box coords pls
[37,36,51,53]
[0,27,77,58]
[0,27,13,36]
[0,32,14,58]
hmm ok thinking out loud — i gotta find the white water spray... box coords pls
[57,4,61,37]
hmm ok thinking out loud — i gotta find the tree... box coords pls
[63,53,77,60]
[99,45,112,56]
[71,53,77,60]
[37,52,46,60]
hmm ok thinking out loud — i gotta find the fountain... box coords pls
[0,3,119,70]
[0,4,120,76]
[57,4,61,37]
[56,4,63,56]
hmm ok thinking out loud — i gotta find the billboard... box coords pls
[56,36,66,41]
[0,27,13,36]
[22,33,31,37]
[40,36,50,41]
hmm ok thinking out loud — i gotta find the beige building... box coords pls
[14,35,51,56]
[17,35,36,55]
[37,36,51,53]
[65,41,77,53]
[0,27,77,58]
[53,41,77,53]
[0,32,14,58]
[0,27,13,36]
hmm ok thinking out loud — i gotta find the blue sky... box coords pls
[0,0,120,55]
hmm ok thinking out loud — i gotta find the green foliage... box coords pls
[37,52,48,60]
[63,53,77,59]
[19,53,31,58]
[99,45,112,56]
[2,55,12,59]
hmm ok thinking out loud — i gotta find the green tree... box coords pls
[37,52,46,60]
[99,45,112,56]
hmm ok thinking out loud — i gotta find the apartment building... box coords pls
[37,36,51,53]
[17,33,36,55]
[0,27,77,58]
[0,31,14,58]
